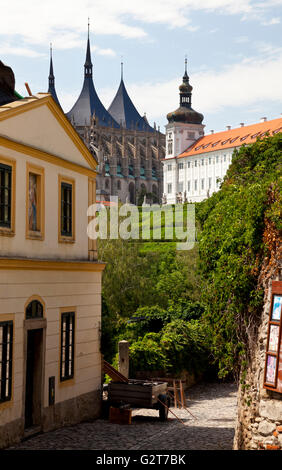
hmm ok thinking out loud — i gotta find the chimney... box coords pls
[240,123,244,127]
[260,117,267,122]
[210,130,214,134]
[226,125,231,131]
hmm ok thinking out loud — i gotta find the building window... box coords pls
[216,156,219,163]
[187,181,191,192]
[208,177,212,189]
[0,163,12,229]
[168,142,173,155]
[178,182,183,192]
[117,180,121,190]
[167,164,172,172]
[201,159,204,166]
[26,300,44,320]
[26,164,45,240]
[152,167,157,179]
[0,158,16,236]
[201,179,205,190]
[209,157,211,165]
[60,311,75,382]
[194,180,198,191]
[224,155,226,162]
[178,162,184,170]
[105,162,110,176]
[187,161,191,169]
[0,321,13,403]
[129,165,134,177]
[167,183,172,194]
[194,160,197,167]
[59,176,75,242]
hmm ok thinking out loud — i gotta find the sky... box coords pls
[1,0,282,134]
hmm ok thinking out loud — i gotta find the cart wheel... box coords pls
[158,394,170,421]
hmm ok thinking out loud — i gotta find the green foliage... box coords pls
[198,133,282,378]
[129,320,208,376]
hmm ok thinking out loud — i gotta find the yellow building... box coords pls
[0,92,105,448]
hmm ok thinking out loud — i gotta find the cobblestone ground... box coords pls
[10,382,238,451]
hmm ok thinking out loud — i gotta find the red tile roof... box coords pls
[178,117,282,159]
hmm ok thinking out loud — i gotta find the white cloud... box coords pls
[262,17,280,25]
[0,0,280,50]
[0,43,45,58]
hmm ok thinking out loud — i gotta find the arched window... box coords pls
[26,300,44,319]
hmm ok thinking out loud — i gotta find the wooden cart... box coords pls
[107,380,170,421]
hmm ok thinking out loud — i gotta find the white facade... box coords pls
[163,147,234,204]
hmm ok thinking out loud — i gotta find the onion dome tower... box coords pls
[165,58,205,159]
[108,61,155,132]
[48,44,61,108]
[66,23,119,128]
[167,58,203,125]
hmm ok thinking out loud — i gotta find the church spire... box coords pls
[48,44,61,107]
[48,43,54,86]
[84,18,93,77]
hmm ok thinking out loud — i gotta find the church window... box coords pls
[129,165,134,177]
[117,180,121,190]
[60,311,75,382]
[105,162,110,176]
[117,163,123,176]
[0,321,13,403]
[168,142,173,155]
[188,132,195,139]
[152,167,157,179]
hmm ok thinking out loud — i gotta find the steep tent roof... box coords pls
[66,33,119,128]
[108,66,155,132]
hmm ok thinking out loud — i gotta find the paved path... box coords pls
[10,382,238,451]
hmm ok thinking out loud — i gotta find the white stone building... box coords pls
[163,65,282,204]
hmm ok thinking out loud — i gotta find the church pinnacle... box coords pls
[48,43,61,107]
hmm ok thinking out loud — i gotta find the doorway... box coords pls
[24,328,43,429]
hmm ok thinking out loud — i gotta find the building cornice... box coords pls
[0,257,106,272]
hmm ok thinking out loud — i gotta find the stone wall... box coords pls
[234,271,282,450]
